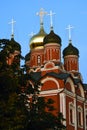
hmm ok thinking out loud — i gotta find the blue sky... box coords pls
[0,0,87,83]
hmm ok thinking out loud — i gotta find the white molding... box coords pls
[59,92,66,126]
[84,105,87,129]
[65,77,75,93]
[40,88,64,96]
[69,102,75,126]
[78,106,83,128]
[64,89,75,98]
[74,97,77,130]
[77,95,84,102]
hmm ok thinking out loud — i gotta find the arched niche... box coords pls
[44,61,55,69]
[65,77,75,93]
[41,77,59,91]
[76,83,84,98]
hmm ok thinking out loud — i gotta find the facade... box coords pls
[24,9,87,130]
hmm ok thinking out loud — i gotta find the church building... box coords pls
[4,8,87,130]
[24,8,87,130]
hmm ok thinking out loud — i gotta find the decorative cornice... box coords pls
[40,88,64,96]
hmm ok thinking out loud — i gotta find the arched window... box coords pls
[69,102,75,125]
[37,55,41,65]
[78,106,83,127]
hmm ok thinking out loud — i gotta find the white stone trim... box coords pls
[64,89,75,98]
[85,109,87,129]
[69,102,75,125]
[78,83,85,98]
[44,43,60,47]
[84,105,87,130]
[74,96,77,130]
[40,88,64,96]
[77,95,84,102]
[64,55,78,58]
[59,92,66,126]
[65,77,75,93]
[78,106,83,128]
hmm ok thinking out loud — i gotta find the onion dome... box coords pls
[63,40,79,57]
[30,23,47,50]
[25,52,31,62]
[43,30,61,45]
[9,35,21,52]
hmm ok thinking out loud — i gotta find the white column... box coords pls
[60,92,66,125]
[84,101,86,130]
[74,95,77,130]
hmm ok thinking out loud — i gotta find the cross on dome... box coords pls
[48,10,56,30]
[66,24,74,40]
[29,32,35,37]
[9,18,16,38]
[36,8,47,24]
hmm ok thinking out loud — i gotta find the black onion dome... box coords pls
[25,52,31,62]
[63,40,79,57]
[9,37,21,51]
[43,30,61,45]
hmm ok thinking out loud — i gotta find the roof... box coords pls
[9,38,21,51]
[29,71,70,82]
[63,40,79,57]
[30,72,41,82]
[25,52,31,61]
[45,72,70,80]
[43,30,61,45]
[29,24,47,50]
[83,84,87,90]
[29,71,87,90]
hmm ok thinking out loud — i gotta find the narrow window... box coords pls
[78,111,81,126]
[37,55,41,65]
[70,109,73,124]
[69,102,75,125]
[85,110,87,129]
[78,106,83,127]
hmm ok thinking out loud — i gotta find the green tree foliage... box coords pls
[21,74,66,130]
[0,39,28,130]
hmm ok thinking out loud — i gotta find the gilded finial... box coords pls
[36,8,47,25]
